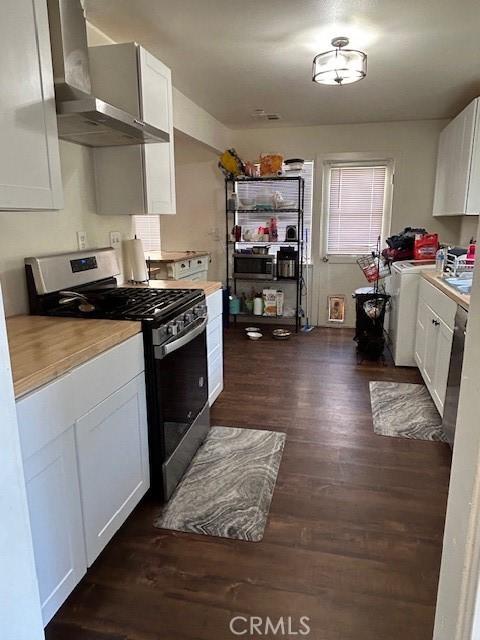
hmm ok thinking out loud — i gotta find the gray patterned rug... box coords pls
[369,381,447,442]
[154,426,286,542]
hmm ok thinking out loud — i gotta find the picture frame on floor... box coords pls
[328,295,345,323]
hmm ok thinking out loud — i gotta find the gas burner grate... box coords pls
[109,288,199,318]
[47,287,203,322]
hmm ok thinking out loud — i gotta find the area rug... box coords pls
[154,426,286,542]
[369,381,447,442]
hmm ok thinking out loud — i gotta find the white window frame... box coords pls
[320,158,394,263]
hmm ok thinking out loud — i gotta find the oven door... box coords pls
[153,317,210,500]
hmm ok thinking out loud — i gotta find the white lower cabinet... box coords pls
[414,279,457,416]
[16,334,148,625]
[23,427,86,625]
[206,289,224,405]
[76,374,149,566]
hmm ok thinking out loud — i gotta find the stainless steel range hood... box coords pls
[46,0,170,147]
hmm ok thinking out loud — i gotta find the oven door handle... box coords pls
[155,317,207,360]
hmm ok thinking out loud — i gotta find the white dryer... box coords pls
[387,260,436,366]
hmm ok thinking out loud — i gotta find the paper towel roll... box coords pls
[125,238,148,283]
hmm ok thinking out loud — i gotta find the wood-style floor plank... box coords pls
[46,326,451,640]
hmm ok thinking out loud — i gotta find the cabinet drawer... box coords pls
[17,372,77,461]
[71,333,144,418]
[170,257,209,279]
[190,255,209,274]
[207,289,223,320]
[419,278,457,328]
[170,260,191,278]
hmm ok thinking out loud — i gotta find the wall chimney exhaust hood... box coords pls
[46,0,170,147]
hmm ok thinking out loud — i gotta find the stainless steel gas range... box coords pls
[25,247,210,501]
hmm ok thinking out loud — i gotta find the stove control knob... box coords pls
[194,304,207,317]
[168,321,179,335]
[176,319,185,332]
[184,312,195,323]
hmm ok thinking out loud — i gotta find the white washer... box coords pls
[387,260,436,367]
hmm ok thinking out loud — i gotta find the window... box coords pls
[236,161,314,261]
[133,215,161,252]
[325,163,392,255]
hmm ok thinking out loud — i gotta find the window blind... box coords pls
[327,165,387,255]
[236,161,314,260]
[133,215,161,252]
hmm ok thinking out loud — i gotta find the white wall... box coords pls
[459,216,479,246]
[0,284,44,640]
[0,142,133,317]
[233,120,463,326]
[162,133,225,281]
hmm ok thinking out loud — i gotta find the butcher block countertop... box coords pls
[7,281,221,399]
[131,279,222,297]
[422,272,470,310]
[7,316,141,399]
[145,250,209,263]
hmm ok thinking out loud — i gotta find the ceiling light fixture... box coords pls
[312,37,367,86]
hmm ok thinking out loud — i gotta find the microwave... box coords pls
[233,253,276,280]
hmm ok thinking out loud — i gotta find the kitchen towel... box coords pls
[154,426,286,541]
[369,381,447,442]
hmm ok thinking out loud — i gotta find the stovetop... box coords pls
[45,286,204,323]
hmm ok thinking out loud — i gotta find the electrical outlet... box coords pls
[76,231,87,251]
[109,231,121,247]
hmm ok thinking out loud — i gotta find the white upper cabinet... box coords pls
[90,43,176,215]
[0,0,63,210]
[433,98,480,216]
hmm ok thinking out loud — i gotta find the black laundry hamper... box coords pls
[353,290,390,361]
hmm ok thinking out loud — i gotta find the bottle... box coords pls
[270,217,278,241]
[227,192,239,212]
[435,248,445,274]
[467,238,476,262]
[253,295,263,316]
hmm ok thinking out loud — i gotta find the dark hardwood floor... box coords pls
[46,327,452,640]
